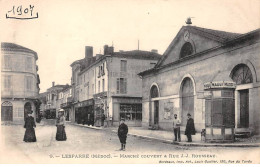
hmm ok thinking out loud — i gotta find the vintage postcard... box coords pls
[0,0,260,165]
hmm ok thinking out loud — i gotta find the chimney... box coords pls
[85,46,93,59]
[107,46,114,54]
[104,45,108,55]
[52,82,55,87]
[96,54,102,60]
[151,49,158,53]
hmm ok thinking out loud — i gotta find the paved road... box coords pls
[0,120,259,163]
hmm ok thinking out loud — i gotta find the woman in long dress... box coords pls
[56,109,67,141]
[23,110,37,142]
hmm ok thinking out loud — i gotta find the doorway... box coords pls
[154,101,159,125]
[239,89,249,128]
[1,101,13,121]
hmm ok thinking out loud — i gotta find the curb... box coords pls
[70,123,260,147]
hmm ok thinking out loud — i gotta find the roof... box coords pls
[112,50,161,60]
[78,50,162,75]
[1,42,38,60]
[186,26,241,43]
[139,27,259,77]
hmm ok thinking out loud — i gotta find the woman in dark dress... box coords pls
[56,109,67,141]
[23,110,37,142]
[185,113,196,142]
[118,118,128,151]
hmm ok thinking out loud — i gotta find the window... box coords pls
[102,79,105,92]
[231,64,253,85]
[3,75,11,89]
[117,78,127,94]
[102,63,105,75]
[87,85,89,98]
[180,42,193,58]
[120,60,127,72]
[150,62,156,69]
[25,76,33,91]
[4,55,12,69]
[26,57,33,71]
[150,85,159,98]
[98,81,100,93]
[119,104,142,122]
[92,84,95,94]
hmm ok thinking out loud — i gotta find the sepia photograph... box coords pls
[0,0,260,165]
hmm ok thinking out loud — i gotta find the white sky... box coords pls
[1,0,259,93]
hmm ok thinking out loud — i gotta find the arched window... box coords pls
[231,64,253,85]
[180,42,193,58]
[150,85,159,98]
[181,78,194,125]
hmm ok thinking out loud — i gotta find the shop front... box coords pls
[112,96,142,127]
[60,101,73,121]
[75,99,94,126]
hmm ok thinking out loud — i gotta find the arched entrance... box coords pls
[150,85,159,125]
[231,64,253,128]
[181,78,194,125]
[24,102,32,120]
[1,101,13,121]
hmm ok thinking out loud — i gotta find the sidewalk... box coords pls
[70,123,260,147]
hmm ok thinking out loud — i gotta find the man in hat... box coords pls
[185,113,196,142]
[117,118,128,151]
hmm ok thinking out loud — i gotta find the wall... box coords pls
[142,40,260,132]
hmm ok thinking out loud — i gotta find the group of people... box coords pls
[23,109,195,151]
[173,113,196,142]
[23,109,67,142]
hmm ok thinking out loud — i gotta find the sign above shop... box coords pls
[75,99,94,108]
[204,81,236,90]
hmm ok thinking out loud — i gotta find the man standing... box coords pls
[185,113,195,142]
[118,118,128,151]
[173,114,181,142]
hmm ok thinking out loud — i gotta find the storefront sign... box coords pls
[113,97,142,103]
[204,81,236,90]
[75,99,94,108]
[93,91,107,98]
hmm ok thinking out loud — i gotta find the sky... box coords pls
[1,0,259,93]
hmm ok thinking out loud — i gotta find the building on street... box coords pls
[139,24,260,141]
[1,42,40,124]
[44,82,69,119]
[71,45,161,127]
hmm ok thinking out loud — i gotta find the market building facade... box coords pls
[1,42,40,124]
[139,26,260,141]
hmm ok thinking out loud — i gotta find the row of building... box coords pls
[2,23,260,141]
[40,45,161,127]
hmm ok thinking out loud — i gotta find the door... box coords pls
[154,101,159,124]
[1,104,13,121]
[181,78,194,125]
[240,89,249,128]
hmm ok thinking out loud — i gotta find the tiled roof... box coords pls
[1,42,38,59]
[186,26,241,43]
[113,50,161,60]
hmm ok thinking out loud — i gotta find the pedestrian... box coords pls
[23,110,37,142]
[185,113,196,142]
[118,118,128,151]
[56,109,67,141]
[173,114,181,142]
